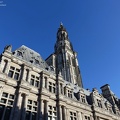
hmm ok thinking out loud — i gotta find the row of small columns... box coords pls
[8,92,49,120]
[10,92,28,120]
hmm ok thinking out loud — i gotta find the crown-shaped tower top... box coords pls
[57,23,69,41]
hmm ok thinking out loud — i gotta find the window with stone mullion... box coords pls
[1,92,14,106]
[48,105,57,120]
[30,75,40,87]
[70,111,77,120]
[26,99,37,120]
[0,92,14,120]
[48,82,56,93]
[8,66,21,80]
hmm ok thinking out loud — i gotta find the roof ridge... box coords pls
[20,45,41,57]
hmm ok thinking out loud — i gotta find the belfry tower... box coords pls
[46,23,83,88]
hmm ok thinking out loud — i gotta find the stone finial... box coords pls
[60,22,63,26]
[92,88,98,92]
[4,45,12,52]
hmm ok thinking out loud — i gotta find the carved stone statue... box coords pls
[4,45,12,52]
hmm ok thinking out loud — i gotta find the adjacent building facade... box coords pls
[0,24,120,120]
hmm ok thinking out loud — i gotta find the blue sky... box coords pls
[0,0,120,97]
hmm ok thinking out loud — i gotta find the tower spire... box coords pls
[46,24,83,87]
[54,24,83,87]
[60,22,63,26]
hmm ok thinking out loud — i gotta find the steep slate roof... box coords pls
[13,45,50,70]
[11,45,118,107]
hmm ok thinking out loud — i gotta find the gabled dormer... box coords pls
[101,84,120,114]
[90,88,106,109]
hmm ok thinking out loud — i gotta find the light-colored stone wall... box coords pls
[0,49,120,120]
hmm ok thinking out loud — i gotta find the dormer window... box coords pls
[117,111,120,116]
[30,60,33,63]
[50,66,54,71]
[30,51,33,54]
[45,67,49,70]
[68,90,72,98]
[17,51,22,57]
[97,99,102,108]
[81,95,86,103]
[35,59,39,65]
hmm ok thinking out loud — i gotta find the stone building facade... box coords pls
[0,24,120,120]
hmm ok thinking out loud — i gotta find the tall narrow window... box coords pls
[30,79,34,85]
[4,107,12,120]
[35,77,39,87]
[44,77,47,88]
[60,83,63,94]
[68,90,72,98]
[8,66,14,78]
[2,60,8,73]
[72,58,76,67]
[0,105,4,119]
[53,83,56,93]
[49,82,52,92]
[81,95,86,103]
[25,111,31,120]
[25,69,29,81]
[32,112,37,120]
[68,56,71,65]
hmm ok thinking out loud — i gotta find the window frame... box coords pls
[8,66,21,81]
